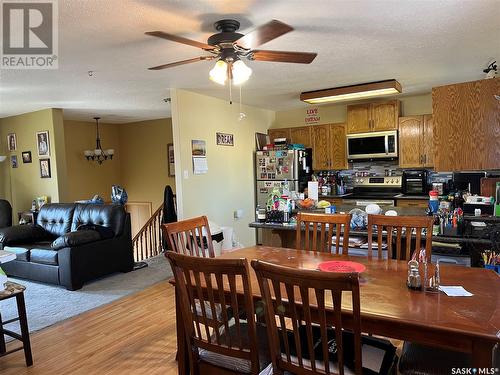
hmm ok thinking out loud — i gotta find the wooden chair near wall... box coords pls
[162,215,215,258]
[166,252,271,375]
[295,212,352,254]
[252,260,397,375]
[367,215,433,261]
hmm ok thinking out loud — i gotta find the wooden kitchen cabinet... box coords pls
[371,101,400,131]
[396,199,428,208]
[312,123,348,170]
[346,104,371,133]
[398,115,434,168]
[329,123,348,170]
[311,124,331,170]
[433,78,500,171]
[289,126,312,148]
[268,128,291,143]
[347,100,400,134]
[422,115,434,167]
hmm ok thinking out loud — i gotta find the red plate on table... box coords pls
[318,261,366,273]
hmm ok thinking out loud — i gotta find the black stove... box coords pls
[343,176,402,204]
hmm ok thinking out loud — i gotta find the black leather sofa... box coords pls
[0,203,134,290]
[0,199,12,228]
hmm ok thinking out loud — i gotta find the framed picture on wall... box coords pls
[168,143,175,177]
[10,155,18,168]
[36,131,50,157]
[39,158,51,178]
[22,151,32,163]
[7,133,17,151]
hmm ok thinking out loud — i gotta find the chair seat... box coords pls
[198,323,271,374]
[399,341,472,375]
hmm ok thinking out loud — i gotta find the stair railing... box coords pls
[132,205,164,262]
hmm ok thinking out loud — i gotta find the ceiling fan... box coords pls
[145,19,317,85]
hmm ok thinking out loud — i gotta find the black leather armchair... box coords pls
[0,203,134,290]
[0,199,12,228]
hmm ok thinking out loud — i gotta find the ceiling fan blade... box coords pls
[251,50,317,64]
[148,56,216,70]
[145,31,215,50]
[236,20,293,49]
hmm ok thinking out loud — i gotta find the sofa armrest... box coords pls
[51,230,102,250]
[0,225,52,248]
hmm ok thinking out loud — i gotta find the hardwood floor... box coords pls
[0,281,179,374]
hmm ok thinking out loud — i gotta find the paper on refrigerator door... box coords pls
[308,181,319,201]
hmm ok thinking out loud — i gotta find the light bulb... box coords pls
[232,60,252,85]
[106,149,115,156]
[84,150,93,157]
[209,60,228,85]
[94,149,102,156]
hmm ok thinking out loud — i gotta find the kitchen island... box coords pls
[249,205,495,266]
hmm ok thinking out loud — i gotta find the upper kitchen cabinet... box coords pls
[346,100,400,134]
[422,115,434,168]
[329,123,348,170]
[371,101,400,131]
[311,123,348,170]
[433,78,500,171]
[290,126,312,148]
[346,104,371,133]
[268,128,291,143]
[311,124,331,170]
[398,115,434,168]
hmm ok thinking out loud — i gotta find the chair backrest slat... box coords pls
[252,260,362,375]
[162,216,215,258]
[296,213,351,254]
[367,215,433,261]
[167,251,260,374]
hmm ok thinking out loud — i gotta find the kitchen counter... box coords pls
[317,193,352,199]
[394,194,429,200]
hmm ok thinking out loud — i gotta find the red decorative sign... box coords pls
[305,107,320,124]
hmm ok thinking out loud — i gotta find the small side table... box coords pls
[17,211,38,225]
[0,281,33,366]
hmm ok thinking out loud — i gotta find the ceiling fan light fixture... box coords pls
[232,60,252,85]
[209,60,228,85]
[300,80,402,104]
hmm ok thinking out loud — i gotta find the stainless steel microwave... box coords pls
[347,130,398,161]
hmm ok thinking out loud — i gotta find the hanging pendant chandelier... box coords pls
[83,117,114,164]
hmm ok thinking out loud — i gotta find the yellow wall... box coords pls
[119,118,175,210]
[273,93,432,128]
[171,89,275,247]
[63,120,122,202]
[0,109,65,220]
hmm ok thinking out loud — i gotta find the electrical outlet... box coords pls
[183,170,189,179]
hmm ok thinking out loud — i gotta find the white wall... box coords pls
[171,89,275,247]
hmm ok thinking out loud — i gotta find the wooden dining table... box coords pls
[173,246,500,373]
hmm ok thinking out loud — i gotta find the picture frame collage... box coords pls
[6,130,52,178]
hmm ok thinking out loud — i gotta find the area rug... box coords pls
[0,254,172,335]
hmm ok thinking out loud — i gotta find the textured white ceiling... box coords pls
[0,0,498,123]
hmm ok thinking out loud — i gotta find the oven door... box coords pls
[347,131,398,160]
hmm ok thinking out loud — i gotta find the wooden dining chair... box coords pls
[166,251,271,375]
[296,212,351,254]
[162,215,215,258]
[252,259,363,374]
[252,260,397,375]
[367,215,433,261]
